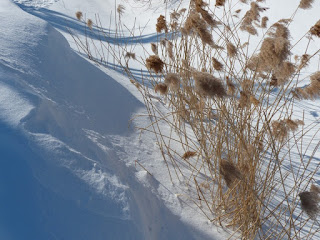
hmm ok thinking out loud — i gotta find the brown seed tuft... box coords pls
[215,0,226,6]
[212,57,223,71]
[193,72,227,98]
[226,77,236,95]
[270,23,290,39]
[220,159,242,188]
[125,52,136,60]
[250,95,260,107]
[184,12,216,46]
[272,119,303,141]
[298,54,310,70]
[274,61,296,85]
[76,11,83,20]
[239,91,250,108]
[166,41,174,60]
[165,73,180,91]
[261,16,268,28]
[151,43,158,55]
[156,15,168,33]
[130,79,141,89]
[182,151,197,159]
[310,20,320,38]
[146,55,165,73]
[310,71,320,84]
[311,184,320,194]
[227,42,237,58]
[299,0,314,9]
[154,83,168,95]
[117,4,125,17]
[259,37,290,70]
[299,191,320,219]
[87,19,93,29]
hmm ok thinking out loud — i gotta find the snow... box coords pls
[0,0,319,239]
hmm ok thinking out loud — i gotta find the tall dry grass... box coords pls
[71,0,320,239]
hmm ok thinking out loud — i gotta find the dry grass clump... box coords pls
[299,191,320,219]
[310,20,320,38]
[165,73,180,91]
[74,0,320,238]
[193,71,226,98]
[299,0,314,9]
[146,55,164,73]
[156,15,168,33]
[154,83,168,95]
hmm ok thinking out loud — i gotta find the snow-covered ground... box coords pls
[0,0,319,239]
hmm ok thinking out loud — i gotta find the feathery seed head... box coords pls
[182,151,197,159]
[87,19,93,29]
[76,11,83,20]
[310,20,320,38]
[125,52,136,60]
[165,73,180,91]
[299,0,314,9]
[215,0,226,7]
[156,15,168,33]
[227,42,237,58]
[117,4,125,16]
[220,159,242,188]
[299,191,320,219]
[154,83,168,95]
[151,43,158,55]
[146,55,165,73]
[311,184,320,194]
[212,57,224,71]
[193,71,227,98]
[261,16,268,28]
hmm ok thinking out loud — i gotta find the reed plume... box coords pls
[220,159,242,188]
[154,83,168,95]
[146,55,164,73]
[76,11,83,20]
[165,73,180,91]
[193,71,226,98]
[299,0,314,9]
[156,15,168,33]
[310,20,320,38]
[299,191,320,219]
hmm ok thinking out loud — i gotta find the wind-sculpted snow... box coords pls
[0,0,213,239]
